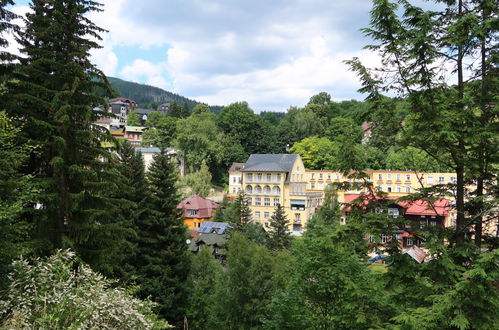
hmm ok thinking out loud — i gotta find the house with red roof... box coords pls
[343,194,451,251]
[177,195,220,230]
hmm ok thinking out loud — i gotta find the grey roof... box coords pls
[135,147,173,153]
[229,162,245,173]
[136,108,168,115]
[242,154,299,172]
[198,221,231,234]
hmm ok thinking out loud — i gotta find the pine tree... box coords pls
[180,102,190,118]
[134,151,191,327]
[232,191,252,231]
[168,101,181,118]
[4,0,131,273]
[267,204,291,251]
[0,0,19,75]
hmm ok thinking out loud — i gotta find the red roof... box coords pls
[177,195,220,219]
[343,194,449,217]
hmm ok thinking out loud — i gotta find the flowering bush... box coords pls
[0,250,170,329]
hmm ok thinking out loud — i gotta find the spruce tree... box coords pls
[4,0,131,273]
[267,204,291,251]
[168,101,181,118]
[134,151,191,327]
[232,191,252,230]
[180,102,190,118]
[0,0,18,75]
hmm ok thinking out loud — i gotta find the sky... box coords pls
[9,0,382,111]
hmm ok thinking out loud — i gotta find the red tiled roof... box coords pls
[177,195,220,219]
[399,199,450,216]
[343,194,449,216]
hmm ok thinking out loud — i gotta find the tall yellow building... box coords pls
[240,154,322,232]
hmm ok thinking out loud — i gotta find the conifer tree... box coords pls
[180,102,190,118]
[168,101,181,118]
[4,0,131,273]
[232,191,252,230]
[134,151,191,327]
[267,204,291,251]
[0,0,18,75]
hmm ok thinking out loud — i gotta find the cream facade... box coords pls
[228,163,245,197]
[241,154,322,232]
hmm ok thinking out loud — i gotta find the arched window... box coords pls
[263,185,271,195]
[245,185,253,194]
[272,186,281,195]
[255,185,262,194]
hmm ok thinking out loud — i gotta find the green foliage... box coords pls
[290,136,340,170]
[265,236,386,329]
[108,76,198,109]
[267,204,291,251]
[133,151,191,326]
[0,249,169,329]
[126,109,141,126]
[186,248,225,330]
[231,191,253,231]
[222,233,277,329]
[141,115,177,148]
[326,116,363,144]
[181,160,212,198]
[191,103,211,115]
[145,111,167,127]
[385,146,453,172]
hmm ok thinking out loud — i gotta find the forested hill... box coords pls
[108,76,223,112]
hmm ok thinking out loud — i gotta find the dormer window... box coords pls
[187,209,198,216]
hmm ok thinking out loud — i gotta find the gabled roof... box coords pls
[242,154,299,172]
[125,126,147,133]
[135,147,173,153]
[177,195,220,218]
[229,162,245,173]
[343,194,450,216]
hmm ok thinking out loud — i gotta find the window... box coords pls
[266,174,271,182]
[273,198,280,206]
[387,185,392,192]
[405,185,411,193]
[406,238,413,246]
[255,185,262,194]
[272,186,281,195]
[294,213,301,222]
[387,173,392,180]
[263,185,271,195]
[430,220,437,226]
[275,174,281,182]
[396,174,401,181]
[257,173,262,182]
[290,200,305,210]
[396,185,401,192]
[335,173,340,180]
[450,176,456,184]
[406,174,411,181]
[245,185,253,194]
[311,173,315,179]
[255,211,260,218]
[369,235,376,243]
[232,187,236,193]
[377,184,383,192]
[264,212,270,218]
[378,173,383,180]
[427,176,434,184]
[264,198,270,206]
[319,173,323,179]
[381,234,389,244]
[327,173,331,179]
[311,182,315,190]
[438,176,444,184]
[255,198,261,206]
[318,183,323,190]
[246,173,253,182]
[187,209,198,216]
[388,208,400,217]
[233,177,237,183]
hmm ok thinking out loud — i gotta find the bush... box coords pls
[0,250,170,329]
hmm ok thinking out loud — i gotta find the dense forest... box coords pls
[1,0,497,329]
